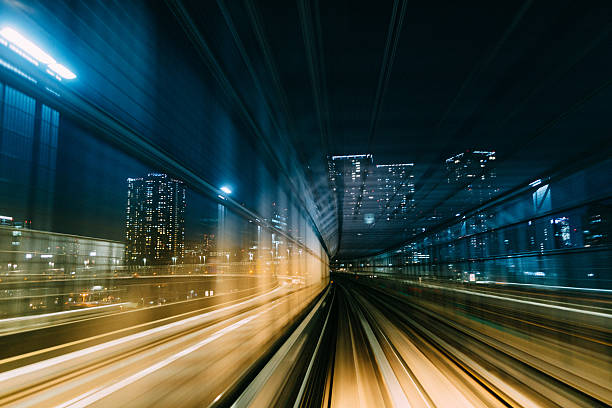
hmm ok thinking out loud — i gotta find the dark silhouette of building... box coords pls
[124,173,185,266]
[445,150,498,203]
[375,163,415,220]
[0,82,59,231]
[328,154,375,220]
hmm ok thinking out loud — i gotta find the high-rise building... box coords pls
[270,202,289,258]
[375,163,415,220]
[125,173,186,266]
[445,150,498,234]
[583,203,610,247]
[271,202,288,232]
[328,154,374,218]
[446,150,496,182]
[0,82,60,231]
[328,155,418,226]
[446,150,498,205]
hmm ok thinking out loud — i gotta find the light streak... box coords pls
[0,287,280,382]
[0,27,76,80]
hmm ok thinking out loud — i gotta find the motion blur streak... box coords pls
[0,287,283,382]
[61,303,273,407]
[0,285,322,407]
[321,277,611,407]
[0,0,611,407]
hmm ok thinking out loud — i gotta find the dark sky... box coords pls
[174,0,612,256]
[50,119,218,242]
[4,0,610,257]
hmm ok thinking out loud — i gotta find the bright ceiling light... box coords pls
[220,186,232,195]
[529,179,542,187]
[0,27,77,80]
[0,27,55,64]
[48,62,76,79]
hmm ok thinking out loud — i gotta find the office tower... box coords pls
[125,173,185,266]
[446,150,498,203]
[583,203,610,247]
[270,202,289,258]
[0,82,59,230]
[271,202,288,232]
[375,163,415,220]
[328,154,374,218]
[445,150,498,235]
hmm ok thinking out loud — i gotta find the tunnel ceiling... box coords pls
[173,0,611,260]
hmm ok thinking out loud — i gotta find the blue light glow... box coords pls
[48,62,76,79]
[0,27,55,64]
[0,26,77,80]
[529,179,542,187]
[0,57,37,83]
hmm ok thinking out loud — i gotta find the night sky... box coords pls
[2,0,610,257]
[48,118,217,242]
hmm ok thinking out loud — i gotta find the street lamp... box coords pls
[218,186,232,262]
[143,258,147,267]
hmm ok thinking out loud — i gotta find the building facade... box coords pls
[445,150,498,203]
[0,81,59,231]
[328,154,375,219]
[125,173,186,266]
[375,163,415,220]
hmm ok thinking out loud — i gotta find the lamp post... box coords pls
[218,186,232,264]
